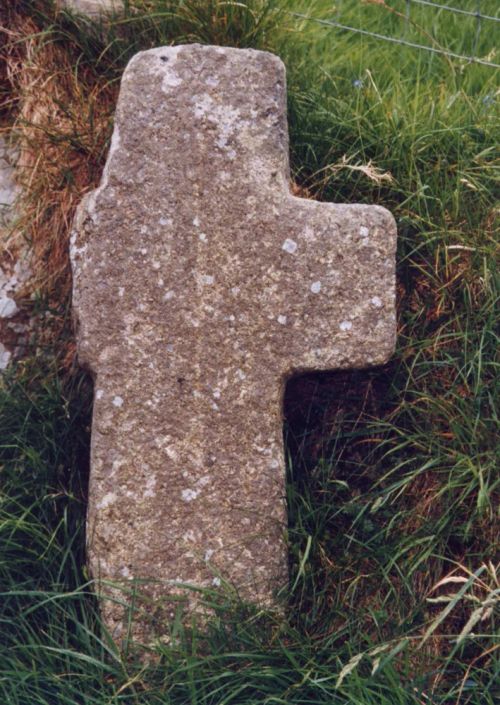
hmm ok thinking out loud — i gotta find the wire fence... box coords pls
[289,1,500,69]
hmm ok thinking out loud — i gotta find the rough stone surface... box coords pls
[71,44,397,640]
[0,138,18,229]
[61,0,123,17]
[0,135,31,370]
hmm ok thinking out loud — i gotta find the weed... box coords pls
[0,0,498,703]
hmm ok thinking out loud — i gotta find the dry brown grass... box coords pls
[1,5,116,363]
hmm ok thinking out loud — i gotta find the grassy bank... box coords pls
[0,1,498,703]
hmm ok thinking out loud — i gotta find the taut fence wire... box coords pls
[289,1,500,69]
[404,0,498,23]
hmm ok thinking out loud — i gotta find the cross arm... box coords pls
[267,196,397,376]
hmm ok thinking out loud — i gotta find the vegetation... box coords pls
[0,1,498,703]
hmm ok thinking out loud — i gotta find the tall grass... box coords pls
[0,0,498,702]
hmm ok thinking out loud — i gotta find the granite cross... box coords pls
[71,44,396,640]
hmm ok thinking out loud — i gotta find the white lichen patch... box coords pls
[95,389,104,400]
[165,446,179,461]
[181,488,199,502]
[163,290,175,301]
[310,281,322,294]
[150,46,183,92]
[162,71,183,89]
[370,296,383,308]
[118,287,125,297]
[199,232,207,241]
[359,226,370,238]
[193,95,214,120]
[97,492,117,510]
[110,458,125,477]
[112,395,124,407]
[277,315,287,325]
[282,238,297,254]
[339,320,353,331]
[200,274,215,286]
[180,475,210,503]
[193,216,200,227]
[143,475,157,498]
[215,107,240,148]
[159,216,172,226]
[193,94,247,156]
[69,230,88,261]
[204,549,214,561]
[188,315,200,328]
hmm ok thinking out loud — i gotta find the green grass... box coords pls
[1,0,499,703]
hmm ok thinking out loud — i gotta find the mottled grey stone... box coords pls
[71,44,397,641]
[0,137,18,231]
[60,0,123,17]
[0,135,31,370]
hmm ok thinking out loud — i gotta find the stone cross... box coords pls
[71,44,396,641]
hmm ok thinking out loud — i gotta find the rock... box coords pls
[60,1,123,17]
[0,136,18,230]
[0,135,31,369]
[0,342,11,370]
[0,296,18,319]
[71,44,397,641]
